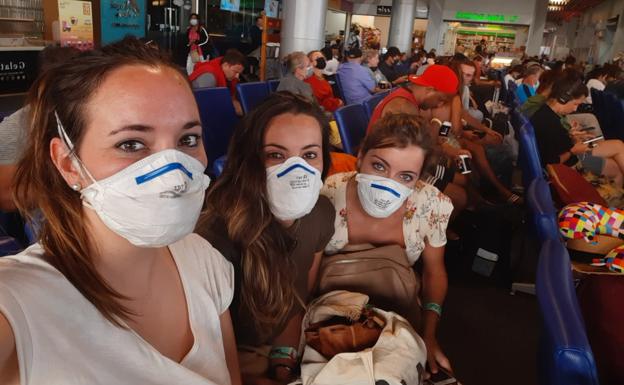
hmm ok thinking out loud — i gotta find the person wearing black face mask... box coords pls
[305,50,344,112]
[379,46,408,85]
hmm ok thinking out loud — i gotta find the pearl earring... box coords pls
[71,183,82,191]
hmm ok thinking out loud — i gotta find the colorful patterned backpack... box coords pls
[558,202,624,273]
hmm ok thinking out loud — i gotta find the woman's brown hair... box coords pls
[198,92,330,337]
[361,113,437,177]
[13,37,183,326]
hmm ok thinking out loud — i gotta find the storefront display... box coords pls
[58,0,94,50]
[443,21,529,57]
[0,46,41,95]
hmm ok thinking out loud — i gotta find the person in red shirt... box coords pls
[305,50,344,112]
[367,65,470,235]
[189,49,246,115]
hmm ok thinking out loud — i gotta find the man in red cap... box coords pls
[367,64,459,132]
[367,64,470,224]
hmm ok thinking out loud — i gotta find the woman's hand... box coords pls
[423,336,452,378]
[484,128,503,144]
[571,142,590,155]
[569,129,593,143]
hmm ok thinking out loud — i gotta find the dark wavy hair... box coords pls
[198,92,330,335]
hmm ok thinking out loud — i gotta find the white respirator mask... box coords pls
[56,113,211,247]
[266,156,322,221]
[355,173,413,218]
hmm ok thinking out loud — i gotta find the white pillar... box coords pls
[343,12,352,56]
[424,0,444,52]
[281,0,328,57]
[388,0,417,53]
[526,0,548,56]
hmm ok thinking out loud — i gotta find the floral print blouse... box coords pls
[321,172,454,266]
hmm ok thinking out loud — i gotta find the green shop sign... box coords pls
[457,30,516,38]
[455,12,520,23]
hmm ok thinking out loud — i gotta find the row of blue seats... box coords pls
[591,89,624,141]
[517,108,599,385]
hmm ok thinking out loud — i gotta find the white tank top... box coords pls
[0,233,234,385]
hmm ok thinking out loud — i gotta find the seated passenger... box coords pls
[0,37,240,385]
[450,58,521,204]
[519,68,560,118]
[516,64,542,104]
[416,51,436,75]
[189,48,246,115]
[503,65,524,89]
[362,49,390,89]
[305,50,344,112]
[0,45,80,211]
[277,51,315,103]
[378,46,408,85]
[585,66,608,104]
[337,48,377,104]
[321,46,340,76]
[196,92,335,385]
[531,70,624,187]
[322,113,453,377]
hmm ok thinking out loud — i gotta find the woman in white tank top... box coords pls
[0,37,242,385]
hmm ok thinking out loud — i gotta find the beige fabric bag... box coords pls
[300,291,427,385]
[318,245,421,327]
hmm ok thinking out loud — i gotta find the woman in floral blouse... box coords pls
[321,113,454,377]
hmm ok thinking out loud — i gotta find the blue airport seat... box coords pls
[591,89,609,135]
[517,120,544,188]
[0,110,14,123]
[23,210,44,246]
[603,91,624,141]
[212,155,227,178]
[507,80,520,108]
[0,236,22,257]
[267,79,280,93]
[237,82,270,115]
[334,103,369,155]
[536,239,599,385]
[333,73,347,102]
[193,87,239,169]
[526,177,560,242]
[362,91,389,119]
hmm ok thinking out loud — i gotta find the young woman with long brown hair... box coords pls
[196,92,335,385]
[0,37,241,385]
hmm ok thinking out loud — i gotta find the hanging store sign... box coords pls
[376,5,392,16]
[454,12,520,24]
[101,0,146,45]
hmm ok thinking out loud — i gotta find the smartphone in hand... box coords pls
[583,135,604,148]
[425,368,458,385]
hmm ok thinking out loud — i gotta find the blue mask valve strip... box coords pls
[370,183,401,198]
[135,162,193,185]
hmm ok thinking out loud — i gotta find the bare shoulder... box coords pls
[0,311,18,384]
[382,97,419,116]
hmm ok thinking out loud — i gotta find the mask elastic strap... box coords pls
[54,111,98,186]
